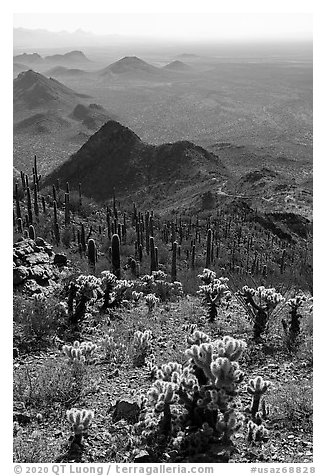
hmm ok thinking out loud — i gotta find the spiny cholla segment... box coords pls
[66,408,94,436]
[145,293,160,311]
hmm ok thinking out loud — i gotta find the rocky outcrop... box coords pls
[13,237,68,289]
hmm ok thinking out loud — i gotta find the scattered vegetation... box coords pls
[12,157,313,463]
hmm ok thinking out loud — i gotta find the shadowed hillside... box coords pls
[13,70,89,112]
[43,120,228,201]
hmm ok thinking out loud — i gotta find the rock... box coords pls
[13,266,29,285]
[54,253,68,266]
[13,402,26,412]
[13,348,19,359]
[35,237,46,247]
[24,279,43,293]
[29,265,47,280]
[25,252,50,266]
[13,411,31,425]
[133,449,151,462]
[112,399,140,423]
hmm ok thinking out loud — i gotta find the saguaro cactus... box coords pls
[87,239,97,270]
[111,234,121,279]
[191,244,196,269]
[53,200,60,244]
[26,187,33,224]
[28,225,35,240]
[171,241,177,282]
[64,192,70,225]
[206,228,212,268]
[149,236,157,274]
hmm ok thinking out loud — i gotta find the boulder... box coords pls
[112,399,140,423]
[13,402,31,426]
[13,266,29,285]
[54,253,68,266]
[25,252,50,266]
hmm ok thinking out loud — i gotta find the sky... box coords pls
[13,12,312,42]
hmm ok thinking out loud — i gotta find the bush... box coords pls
[13,358,88,413]
[13,294,68,353]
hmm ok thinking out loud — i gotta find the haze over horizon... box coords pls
[13,12,312,42]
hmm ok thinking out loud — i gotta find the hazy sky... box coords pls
[13,12,312,41]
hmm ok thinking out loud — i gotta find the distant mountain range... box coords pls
[43,120,227,202]
[163,60,192,71]
[13,70,89,111]
[13,70,115,173]
[13,50,90,66]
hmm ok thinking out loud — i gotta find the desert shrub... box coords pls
[295,311,313,366]
[267,381,312,432]
[135,272,183,302]
[13,294,68,352]
[178,269,200,296]
[13,358,88,413]
[13,427,62,463]
[68,191,95,217]
[61,227,73,248]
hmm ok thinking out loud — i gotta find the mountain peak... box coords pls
[102,56,158,75]
[43,120,227,201]
[163,60,191,71]
[14,70,88,109]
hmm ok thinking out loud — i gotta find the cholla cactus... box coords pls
[186,329,211,346]
[247,420,269,443]
[282,294,307,340]
[131,291,143,304]
[66,408,94,445]
[145,293,159,312]
[247,376,270,418]
[198,276,231,322]
[139,274,155,293]
[101,330,115,359]
[152,270,168,281]
[62,340,97,363]
[198,268,217,284]
[101,271,117,309]
[68,275,102,325]
[239,285,284,339]
[101,279,134,309]
[136,333,252,459]
[146,354,158,380]
[62,345,86,364]
[75,275,102,301]
[79,341,97,360]
[133,330,153,367]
